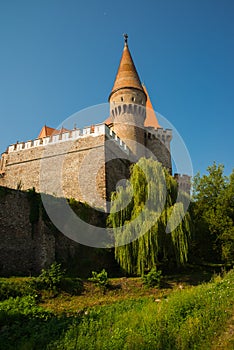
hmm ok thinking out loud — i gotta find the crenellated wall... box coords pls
[0,124,130,209]
[174,173,191,194]
[0,120,173,208]
[4,124,129,155]
[145,127,172,173]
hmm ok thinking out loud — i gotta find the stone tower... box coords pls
[108,34,147,158]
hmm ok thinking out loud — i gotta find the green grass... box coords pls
[0,269,233,349]
[48,270,234,350]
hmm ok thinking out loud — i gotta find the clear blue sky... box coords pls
[0,0,233,176]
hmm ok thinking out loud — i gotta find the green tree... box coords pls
[108,158,192,275]
[192,163,234,264]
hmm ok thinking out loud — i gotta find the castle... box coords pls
[0,35,188,209]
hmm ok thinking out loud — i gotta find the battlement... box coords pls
[174,173,191,194]
[145,127,172,146]
[105,125,130,155]
[6,123,129,155]
[174,173,191,180]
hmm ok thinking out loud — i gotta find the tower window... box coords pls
[132,97,135,102]
[121,97,124,101]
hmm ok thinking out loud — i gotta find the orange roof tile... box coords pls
[52,126,70,135]
[109,39,145,100]
[38,125,70,138]
[38,125,56,138]
[104,115,113,126]
[142,84,160,128]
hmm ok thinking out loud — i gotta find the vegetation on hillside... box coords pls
[0,267,233,349]
[0,159,233,348]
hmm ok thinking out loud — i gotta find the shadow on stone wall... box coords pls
[0,186,118,277]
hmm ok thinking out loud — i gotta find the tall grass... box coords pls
[0,270,233,349]
[48,269,234,350]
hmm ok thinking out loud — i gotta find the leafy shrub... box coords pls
[88,269,109,291]
[0,279,35,301]
[33,263,65,292]
[0,295,51,327]
[142,267,162,287]
[0,296,72,350]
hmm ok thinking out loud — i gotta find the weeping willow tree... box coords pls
[108,158,192,275]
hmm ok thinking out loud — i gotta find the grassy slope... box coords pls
[50,271,234,350]
[40,269,213,314]
[0,269,233,349]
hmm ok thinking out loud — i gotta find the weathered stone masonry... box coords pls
[0,187,116,276]
[0,189,55,276]
[0,124,131,209]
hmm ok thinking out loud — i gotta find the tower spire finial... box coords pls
[123,33,128,45]
[109,33,146,101]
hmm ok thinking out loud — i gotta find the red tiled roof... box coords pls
[38,125,70,138]
[38,125,56,138]
[142,84,160,128]
[109,41,145,100]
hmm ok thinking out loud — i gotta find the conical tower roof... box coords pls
[143,84,160,128]
[109,34,146,100]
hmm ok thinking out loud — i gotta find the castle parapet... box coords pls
[105,124,129,155]
[6,123,129,155]
[146,127,172,148]
[174,173,191,195]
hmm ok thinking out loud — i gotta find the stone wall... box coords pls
[105,138,131,203]
[145,129,172,174]
[0,135,107,208]
[0,187,117,277]
[0,122,172,210]
[0,124,134,210]
[0,188,55,276]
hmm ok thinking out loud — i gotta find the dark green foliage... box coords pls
[108,158,192,275]
[60,277,84,295]
[32,263,84,295]
[0,295,51,323]
[88,269,109,291]
[0,295,76,350]
[192,163,234,265]
[0,272,84,349]
[0,279,35,301]
[33,263,65,293]
[142,267,162,287]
